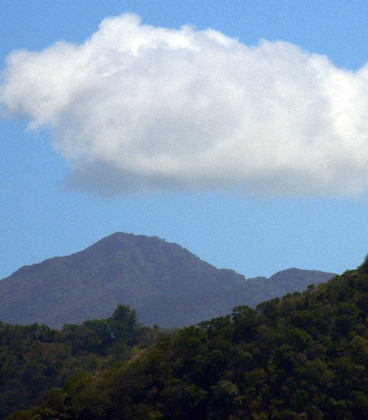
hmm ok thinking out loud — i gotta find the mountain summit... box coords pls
[0,233,335,328]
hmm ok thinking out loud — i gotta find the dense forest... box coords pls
[0,306,160,419]
[5,259,368,419]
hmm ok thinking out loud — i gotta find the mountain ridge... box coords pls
[0,232,335,328]
[7,263,368,420]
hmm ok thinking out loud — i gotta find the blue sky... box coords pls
[1,0,368,280]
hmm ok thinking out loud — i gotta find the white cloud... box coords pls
[2,13,368,196]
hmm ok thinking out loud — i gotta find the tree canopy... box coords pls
[6,267,368,419]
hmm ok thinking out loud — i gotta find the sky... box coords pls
[2,0,368,280]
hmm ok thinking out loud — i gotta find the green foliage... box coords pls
[0,306,158,419]
[7,263,368,419]
[358,254,368,273]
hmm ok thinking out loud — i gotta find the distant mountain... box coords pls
[0,233,335,328]
[12,262,368,420]
[245,267,336,301]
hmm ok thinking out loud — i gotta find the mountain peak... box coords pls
[0,233,335,328]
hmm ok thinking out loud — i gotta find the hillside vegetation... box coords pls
[7,260,368,420]
[0,306,159,419]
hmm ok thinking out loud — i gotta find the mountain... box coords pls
[245,267,336,300]
[8,261,368,420]
[0,233,335,328]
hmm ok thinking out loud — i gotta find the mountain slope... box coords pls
[9,262,368,420]
[245,267,335,301]
[0,233,334,328]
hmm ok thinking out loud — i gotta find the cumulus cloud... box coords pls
[2,13,368,196]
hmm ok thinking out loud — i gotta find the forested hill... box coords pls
[8,260,368,419]
[0,305,159,420]
[0,232,334,328]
